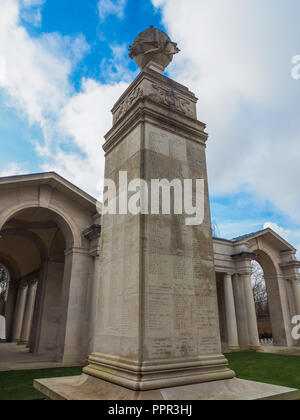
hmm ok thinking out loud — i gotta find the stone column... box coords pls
[243,273,261,350]
[83,224,102,355]
[223,274,240,351]
[11,284,28,342]
[57,248,91,364]
[292,280,300,316]
[29,262,48,353]
[19,281,37,345]
[83,54,235,389]
[232,274,250,350]
[4,280,18,342]
[88,255,100,354]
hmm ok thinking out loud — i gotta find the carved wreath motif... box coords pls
[114,87,144,123]
[114,84,193,123]
[150,84,193,117]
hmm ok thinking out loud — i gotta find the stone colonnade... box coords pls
[11,278,38,345]
[221,269,300,351]
[222,272,261,351]
[292,279,300,317]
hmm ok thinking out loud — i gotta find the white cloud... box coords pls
[0,163,25,177]
[264,222,300,258]
[22,0,45,5]
[0,0,85,126]
[98,0,127,21]
[42,78,128,196]
[20,0,46,27]
[217,220,264,240]
[152,0,300,224]
[100,43,137,83]
[264,222,290,239]
[0,0,129,198]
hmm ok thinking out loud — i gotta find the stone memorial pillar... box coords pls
[35,27,300,401]
[83,27,234,391]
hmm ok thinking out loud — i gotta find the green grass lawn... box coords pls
[226,352,300,390]
[0,366,83,400]
[0,352,300,400]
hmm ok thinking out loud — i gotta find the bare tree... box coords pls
[0,266,8,302]
[251,260,268,316]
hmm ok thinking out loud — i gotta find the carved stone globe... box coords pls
[129,26,180,73]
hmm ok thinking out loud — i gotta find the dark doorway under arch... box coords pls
[0,207,69,361]
[251,260,272,341]
[251,250,288,346]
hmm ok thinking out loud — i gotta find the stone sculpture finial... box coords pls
[129,26,180,74]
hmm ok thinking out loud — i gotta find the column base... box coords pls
[250,345,262,351]
[17,340,28,346]
[228,346,241,352]
[83,353,235,391]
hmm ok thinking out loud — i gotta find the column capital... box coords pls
[89,247,100,258]
[231,252,256,262]
[224,272,234,278]
[234,270,252,277]
[19,279,29,289]
[83,224,101,241]
[65,247,90,257]
[289,277,300,283]
[280,260,300,280]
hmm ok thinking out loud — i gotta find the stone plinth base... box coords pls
[83,354,234,391]
[34,374,300,401]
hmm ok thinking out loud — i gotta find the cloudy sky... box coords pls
[1,0,300,251]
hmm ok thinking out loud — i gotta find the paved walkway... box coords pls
[259,345,300,357]
[1,342,300,373]
[0,343,84,371]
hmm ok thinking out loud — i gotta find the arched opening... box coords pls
[0,263,9,341]
[0,206,75,364]
[251,249,287,347]
[251,260,272,344]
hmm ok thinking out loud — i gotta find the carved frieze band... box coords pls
[150,84,194,118]
[114,87,144,123]
[114,84,194,123]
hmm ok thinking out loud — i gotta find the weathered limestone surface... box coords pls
[83,67,234,391]
[34,375,300,401]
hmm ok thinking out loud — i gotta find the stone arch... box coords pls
[0,202,80,249]
[250,247,288,346]
[0,208,71,354]
[0,229,48,263]
[254,248,280,278]
[49,229,66,263]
